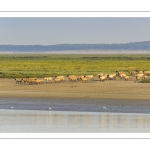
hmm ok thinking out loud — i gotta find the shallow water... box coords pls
[1,98,150,132]
[1,109,150,132]
[0,98,150,114]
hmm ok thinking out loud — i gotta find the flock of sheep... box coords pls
[14,75,94,84]
[130,70,150,82]
[14,70,150,85]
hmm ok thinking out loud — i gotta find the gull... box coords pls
[103,106,106,110]
[49,107,51,110]
[11,107,13,109]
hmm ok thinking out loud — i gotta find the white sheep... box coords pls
[35,78,44,84]
[99,75,107,82]
[67,75,76,81]
[135,76,142,82]
[143,71,150,75]
[55,76,65,82]
[84,75,94,80]
[136,73,144,79]
[143,75,148,80]
[44,77,53,83]
[15,78,23,84]
[54,77,61,83]
[81,77,88,82]
[118,73,127,80]
[107,74,115,80]
[124,76,129,81]
[69,76,77,82]
[138,70,144,74]
[76,75,84,81]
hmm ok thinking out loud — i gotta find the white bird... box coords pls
[103,106,106,110]
[49,107,51,110]
[11,107,13,109]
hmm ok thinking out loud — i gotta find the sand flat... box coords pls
[0,77,150,101]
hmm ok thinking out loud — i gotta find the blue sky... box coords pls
[0,18,150,45]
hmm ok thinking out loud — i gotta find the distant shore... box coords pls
[1,50,150,54]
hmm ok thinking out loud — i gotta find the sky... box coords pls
[0,17,150,45]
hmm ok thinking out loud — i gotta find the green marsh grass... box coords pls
[0,54,150,78]
[140,79,150,83]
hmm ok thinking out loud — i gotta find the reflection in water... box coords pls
[0,109,150,132]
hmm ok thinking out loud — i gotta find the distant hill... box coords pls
[1,41,150,53]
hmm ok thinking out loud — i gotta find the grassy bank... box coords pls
[0,54,150,78]
[140,79,150,83]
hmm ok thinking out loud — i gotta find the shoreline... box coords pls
[1,97,150,113]
[0,78,150,108]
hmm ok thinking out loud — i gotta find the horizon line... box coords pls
[1,40,150,46]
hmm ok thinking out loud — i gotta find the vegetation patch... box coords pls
[0,54,150,78]
[140,79,150,83]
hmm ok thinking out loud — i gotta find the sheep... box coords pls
[84,75,94,80]
[22,78,29,84]
[55,76,65,82]
[124,76,129,81]
[27,78,37,84]
[143,75,148,80]
[67,75,75,78]
[97,74,107,79]
[44,77,53,83]
[15,78,23,84]
[129,71,137,75]
[112,73,117,79]
[138,70,143,74]
[116,71,123,79]
[54,77,61,83]
[116,71,124,76]
[69,76,77,82]
[35,79,44,84]
[136,73,144,79]
[60,76,65,82]
[135,74,144,82]
[118,73,127,80]
[81,77,88,82]
[107,74,115,80]
[143,71,150,75]
[76,75,84,81]
[135,76,142,82]
[99,75,107,82]
[67,75,76,81]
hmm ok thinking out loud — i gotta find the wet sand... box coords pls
[0,77,150,107]
[0,77,150,99]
